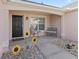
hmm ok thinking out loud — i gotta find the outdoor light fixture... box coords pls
[26,17,28,20]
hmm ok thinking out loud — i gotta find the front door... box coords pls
[12,15,23,37]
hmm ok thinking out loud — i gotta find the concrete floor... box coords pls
[37,37,77,59]
[10,36,77,59]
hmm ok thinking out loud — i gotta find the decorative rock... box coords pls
[2,45,46,59]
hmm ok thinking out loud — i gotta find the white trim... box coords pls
[64,7,78,12]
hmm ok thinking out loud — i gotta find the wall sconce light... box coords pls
[26,17,28,20]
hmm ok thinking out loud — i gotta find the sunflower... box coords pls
[25,32,30,37]
[12,45,21,55]
[32,36,37,44]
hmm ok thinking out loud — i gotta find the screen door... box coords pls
[12,15,23,37]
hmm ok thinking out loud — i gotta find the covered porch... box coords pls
[6,10,77,59]
[9,10,61,40]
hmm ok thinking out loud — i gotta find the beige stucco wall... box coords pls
[61,9,78,41]
[49,15,61,37]
[0,8,9,58]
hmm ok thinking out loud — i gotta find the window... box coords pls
[39,24,45,30]
[38,18,45,30]
[30,17,45,31]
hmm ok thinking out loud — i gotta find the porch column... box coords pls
[0,8,9,58]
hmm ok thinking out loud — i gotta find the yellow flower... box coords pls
[12,45,21,55]
[32,36,37,44]
[25,32,30,37]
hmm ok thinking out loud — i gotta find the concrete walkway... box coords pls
[37,37,77,59]
[9,37,77,59]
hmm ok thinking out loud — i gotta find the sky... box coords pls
[28,0,77,7]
